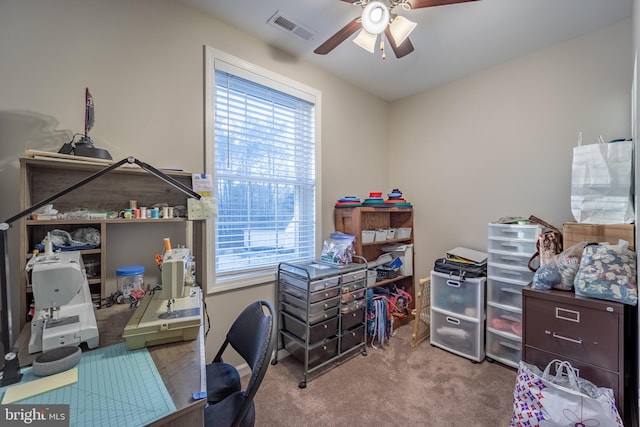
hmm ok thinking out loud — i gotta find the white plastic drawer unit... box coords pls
[487,263,534,285]
[486,329,521,367]
[431,271,485,319]
[488,223,541,241]
[486,303,522,338]
[487,251,531,271]
[487,237,537,255]
[430,307,485,362]
[487,277,527,310]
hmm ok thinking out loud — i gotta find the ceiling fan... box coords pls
[314,0,479,59]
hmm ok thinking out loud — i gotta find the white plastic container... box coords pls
[361,230,375,244]
[396,227,412,239]
[430,307,484,362]
[386,228,396,240]
[366,269,377,287]
[374,229,387,242]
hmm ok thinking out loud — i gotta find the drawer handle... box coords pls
[501,270,522,277]
[500,242,518,248]
[551,332,582,344]
[555,307,580,323]
[445,316,460,325]
[446,280,461,288]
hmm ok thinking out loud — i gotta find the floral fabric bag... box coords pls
[511,360,623,427]
[573,241,637,305]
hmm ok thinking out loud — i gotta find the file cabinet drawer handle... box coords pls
[551,332,582,344]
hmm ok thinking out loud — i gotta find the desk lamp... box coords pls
[0,156,201,386]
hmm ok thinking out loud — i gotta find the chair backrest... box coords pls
[226,300,276,423]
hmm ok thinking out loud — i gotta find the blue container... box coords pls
[116,265,145,297]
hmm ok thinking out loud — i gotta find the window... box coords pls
[205,48,321,292]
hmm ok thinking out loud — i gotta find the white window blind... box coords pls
[213,68,316,276]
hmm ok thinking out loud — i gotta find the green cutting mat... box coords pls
[0,343,176,426]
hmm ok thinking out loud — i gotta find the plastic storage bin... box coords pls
[374,229,387,242]
[284,335,338,369]
[487,263,534,284]
[486,304,522,337]
[396,228,412,239]
[488,223,540,240]
[430,307,484,362]
[361,230,375,243]
[486,277,526,310]
[487,251,531,270]
[486,329,522,366]
[487,237,537,254]
[116,265,145,299]
[281,311,338,344]
[340,325,365,352]
[431,271,484,318]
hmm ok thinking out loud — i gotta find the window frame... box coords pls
[204,46,322,294]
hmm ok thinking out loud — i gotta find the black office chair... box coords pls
[205,300,276,427]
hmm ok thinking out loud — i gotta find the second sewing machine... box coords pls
[122,243,202,349]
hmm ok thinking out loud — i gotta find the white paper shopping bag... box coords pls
[570,135,634,224]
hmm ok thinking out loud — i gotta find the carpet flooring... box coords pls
[255,321,517,426]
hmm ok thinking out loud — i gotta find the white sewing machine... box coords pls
[26,250,99,354]
[123,247,202,349]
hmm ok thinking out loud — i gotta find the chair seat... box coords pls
[205,391,255,427]
[206,362,241,403]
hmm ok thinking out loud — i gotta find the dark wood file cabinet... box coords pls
[522,287,637,426]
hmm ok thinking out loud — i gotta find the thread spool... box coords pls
[164,238,172,251]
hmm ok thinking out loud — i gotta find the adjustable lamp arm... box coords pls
[0,156,201,386]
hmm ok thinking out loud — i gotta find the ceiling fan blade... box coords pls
[408,0,480,9]
[384,27,414,58]
[314,18,362,55]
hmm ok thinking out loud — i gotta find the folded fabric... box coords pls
[574,243,637,305]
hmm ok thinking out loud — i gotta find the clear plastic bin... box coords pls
[487,263,534,284]
[116,265,145,299]
[487,277,527,310]
[488,223,540,240]
[430,307,484,362]
[486,329,522,366]
[431,271,484,318]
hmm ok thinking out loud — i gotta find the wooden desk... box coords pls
[15,304,205,427]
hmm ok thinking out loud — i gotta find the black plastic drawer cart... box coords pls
[271,261,368,388]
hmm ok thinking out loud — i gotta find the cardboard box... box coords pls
[563,222,635,250]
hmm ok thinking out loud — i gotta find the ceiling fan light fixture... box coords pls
[361,1,390,35]
[353,28,378,53]
[389,15,417,46]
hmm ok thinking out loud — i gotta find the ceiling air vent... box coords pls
[268,11,315,41]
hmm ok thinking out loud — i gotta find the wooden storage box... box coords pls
[563,222,635,250]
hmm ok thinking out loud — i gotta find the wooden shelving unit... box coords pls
[18,158,206,327]
[334,206,415,327]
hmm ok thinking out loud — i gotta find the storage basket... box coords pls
[361,230,375,244]
[411,276,431,347]
[396,228,412,239]
[376,267,398,281]
[374,229,387,242]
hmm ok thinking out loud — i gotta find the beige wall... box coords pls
[0,0,633,368]
[390,19,632,284]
